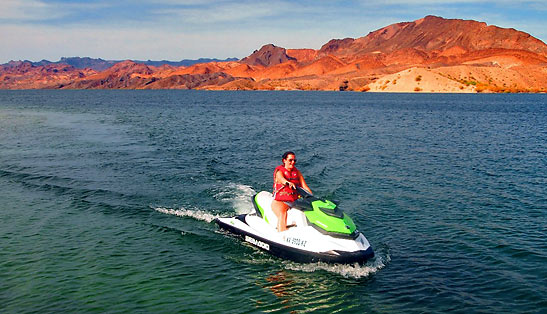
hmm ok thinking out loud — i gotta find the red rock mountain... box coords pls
[1,16,546,92]
[240,44,296,67]
[0,61,96,89]
[323,16,547,56]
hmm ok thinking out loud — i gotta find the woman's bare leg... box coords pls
[271,200,289,231]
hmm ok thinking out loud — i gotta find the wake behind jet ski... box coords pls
[215,186,374,264]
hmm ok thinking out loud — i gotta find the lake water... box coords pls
[0,90,545,313]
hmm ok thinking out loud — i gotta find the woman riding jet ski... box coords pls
[216,152,373,264]
[215,186,374,264]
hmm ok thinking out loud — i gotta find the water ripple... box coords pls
[1,91,546,313]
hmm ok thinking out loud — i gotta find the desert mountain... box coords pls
[241,44,296,67]
[1,57,239,71]
[1,15,546,92]
[0,61,96,89]
[321,16,547,59]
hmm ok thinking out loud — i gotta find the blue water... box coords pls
[0,90,545,313]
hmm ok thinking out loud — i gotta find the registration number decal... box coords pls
[285,237,307,247]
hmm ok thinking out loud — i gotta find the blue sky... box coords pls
[1,0,546,63]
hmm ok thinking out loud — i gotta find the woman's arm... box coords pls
[298,171,312,194]
[275,169,287,186]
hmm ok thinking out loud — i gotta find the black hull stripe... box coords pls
[215,217,374,264]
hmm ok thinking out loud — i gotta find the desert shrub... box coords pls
[339,80,349,91]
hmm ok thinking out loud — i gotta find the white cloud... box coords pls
[1,0,545,63]
[0,0,115,22]
[0,24,265,62]
[153,1,296,25]
[370,0,543,4]
[0,0,60,20]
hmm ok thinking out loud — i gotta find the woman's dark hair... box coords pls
[282,151,295,160]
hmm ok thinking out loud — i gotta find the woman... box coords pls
[272,151,312,232]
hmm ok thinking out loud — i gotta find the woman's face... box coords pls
[283,154,296,170]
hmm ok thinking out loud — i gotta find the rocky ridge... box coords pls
[1,16,546,92]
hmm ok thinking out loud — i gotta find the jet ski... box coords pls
[215,186,374,264]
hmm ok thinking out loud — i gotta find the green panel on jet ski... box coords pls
[304,199,357,235]
[253,194,269,223]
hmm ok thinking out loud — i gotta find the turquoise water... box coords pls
[0,90,545,313]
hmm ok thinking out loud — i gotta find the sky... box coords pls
[1,0,546,63]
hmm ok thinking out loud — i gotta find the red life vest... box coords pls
[273,165,301,202]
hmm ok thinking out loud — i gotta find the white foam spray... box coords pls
[154,183,256,222]
[283,254,391,279]
[214,183,256,215]
[154,207,219,223]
